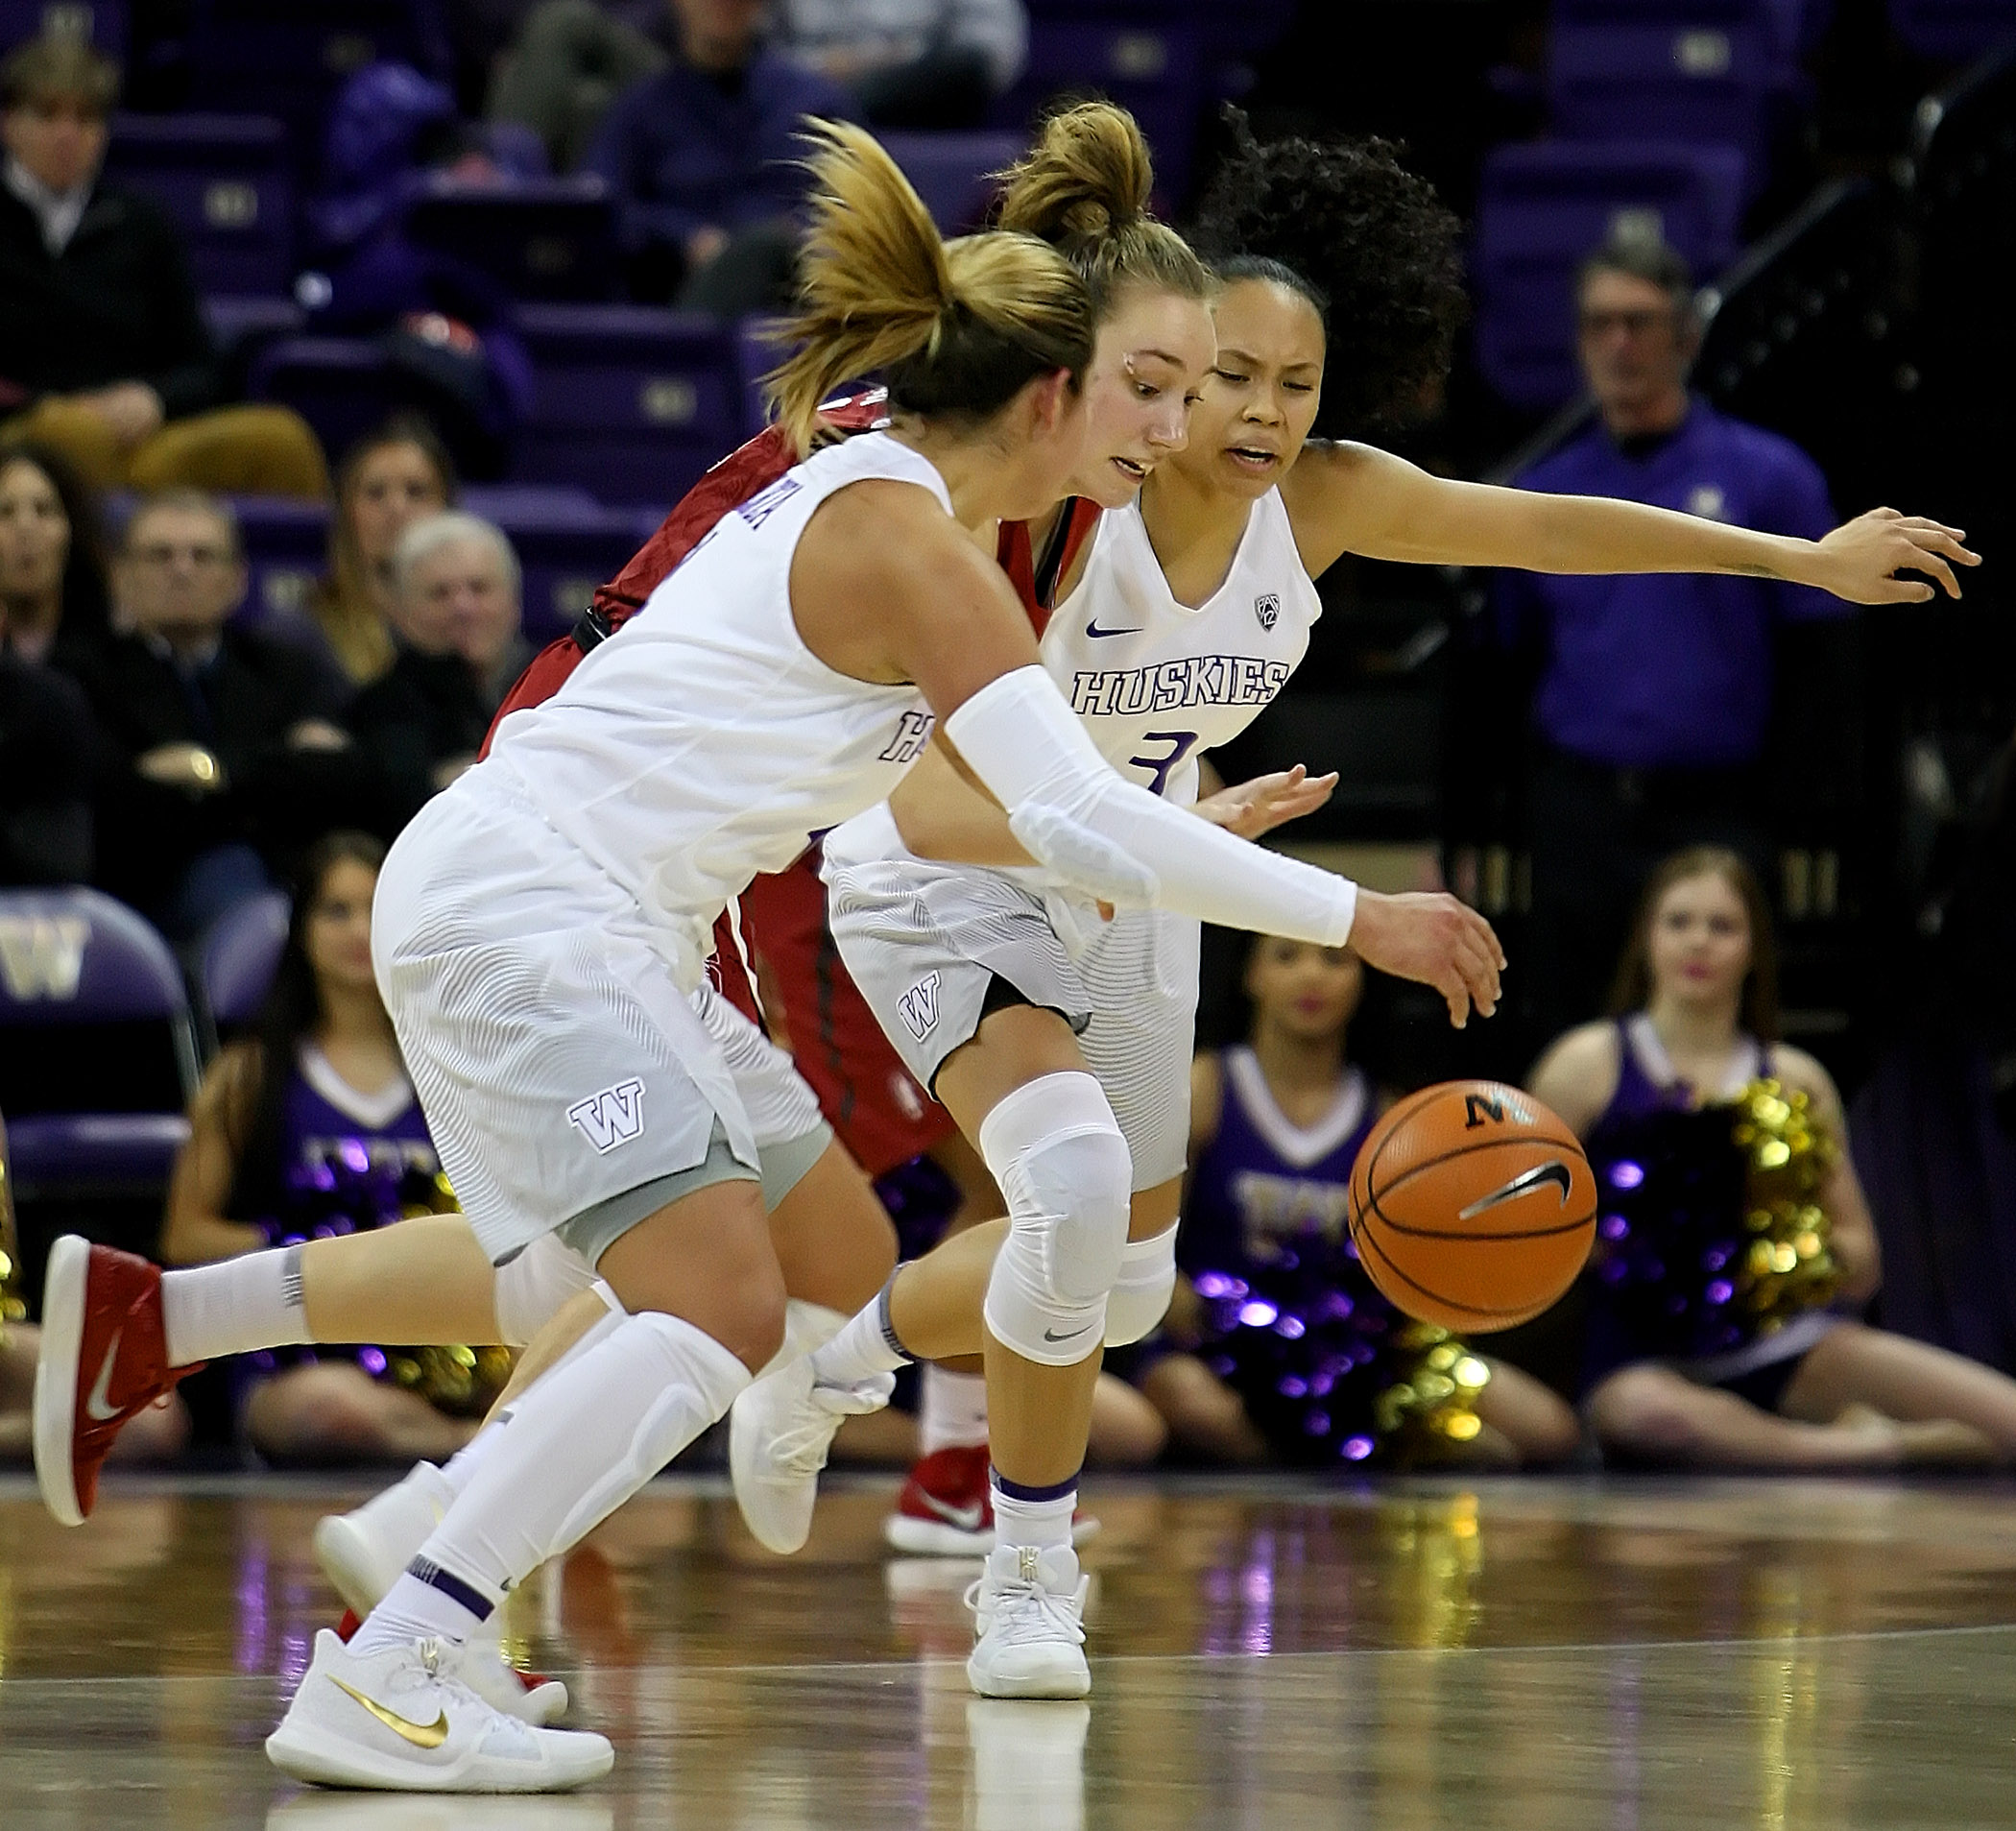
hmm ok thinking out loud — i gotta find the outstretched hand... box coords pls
[1807,508,1979,604]
[1350,889,1505,1029]
[1194,765,1340,840]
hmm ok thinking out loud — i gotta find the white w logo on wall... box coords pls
[566,1078,648,1153]
[897,972,942,1041]
[0,916,89,1000]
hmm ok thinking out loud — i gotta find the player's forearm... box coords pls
[1485,490,1812,582]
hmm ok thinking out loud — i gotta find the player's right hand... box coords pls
[1349,889,1504,1029]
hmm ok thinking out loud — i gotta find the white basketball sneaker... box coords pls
[266,1629,612,1793]
[730,1353,893,1554]
[964,1544,1092,1699]
[314,1463,455,1614]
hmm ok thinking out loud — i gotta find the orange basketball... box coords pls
[1348,1079,1596,1333]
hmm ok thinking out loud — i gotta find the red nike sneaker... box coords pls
[33,1237,201,1526]
[882,1444,1099,1556]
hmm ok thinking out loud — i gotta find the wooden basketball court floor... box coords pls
[5,1470,2016,1829]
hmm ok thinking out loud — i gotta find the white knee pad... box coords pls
[979,1071,1133,1368]
[492,1234,608,1347]
[1103,1222,1179,1347]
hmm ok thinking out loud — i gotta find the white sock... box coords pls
[989,1471,1076,1552]
[920,1365,989,1456]
[809,1280,911,1389]
[348,1310,750,1656]
[160,1246,313,1366]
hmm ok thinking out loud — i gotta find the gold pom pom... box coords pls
[1727,1078,1839,1337]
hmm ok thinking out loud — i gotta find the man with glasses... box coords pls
[1496,234,1841,1040]
[59,492,359,939]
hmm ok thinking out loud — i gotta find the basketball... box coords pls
[1348,1080,1597,1333]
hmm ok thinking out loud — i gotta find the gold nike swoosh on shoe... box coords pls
[328,1675,451,1748]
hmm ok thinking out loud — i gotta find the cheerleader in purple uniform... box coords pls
[1135,935,1582,1467]
[160,832,503,1464]
[1531,846,2016,1467]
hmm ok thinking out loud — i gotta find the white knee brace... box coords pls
[492,1233,612,1347]
[1104,1222,1179,1347]
[979,1071,1133,1368]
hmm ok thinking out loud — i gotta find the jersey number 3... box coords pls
[1129,730,1200,797]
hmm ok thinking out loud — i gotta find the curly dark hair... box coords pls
[1191,109,1468,441]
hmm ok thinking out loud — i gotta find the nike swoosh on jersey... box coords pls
[919,1494,987,1531]
[84,1331,125,1423]
[329,1675,451,1749]
[1085,618,1143,638]
[1457,1160,1575,1221]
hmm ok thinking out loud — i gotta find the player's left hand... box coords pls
[1195,764,1339,840]
[1807,508,1980,603]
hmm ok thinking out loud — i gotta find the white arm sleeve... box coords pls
[945,666,1357,946]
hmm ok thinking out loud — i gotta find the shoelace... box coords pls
[962,1574,1087,1648]
[409,1637,487,1712]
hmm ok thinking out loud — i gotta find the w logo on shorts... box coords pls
[567,1078,647,1153]
[897,972,942,1041]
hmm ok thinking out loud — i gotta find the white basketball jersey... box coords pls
[484,431,947,974]
[1042,486,1322,807]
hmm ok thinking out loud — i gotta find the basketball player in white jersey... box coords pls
[736,122,1980,1699]
[36,124,1504,1792]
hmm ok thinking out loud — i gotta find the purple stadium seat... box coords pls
[196,888,289,1037]
[1889,0,2016,58]
[185,0,451,154]
[1554,0,1831,58]
[402,177,617,305]
[102,113,293,297]
[230,494,330,628]
[0,0,124,57]
[514,305,746,507]
[0,889,198,1197]
[990,12,1207,206]
[879,130,1029,232]
[246,338,405,475]
[1475,141,1746,410]
[1548,21,1778,190]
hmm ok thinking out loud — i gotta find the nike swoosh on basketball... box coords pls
[919,1493,987,1530]
[84,1331,125,1423]
[329,1675,450,1749]
[1457,1160,1574,1221]
[1085,617,1142,638]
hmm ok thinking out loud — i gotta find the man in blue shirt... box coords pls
[585,0,855,315]
[1497,235,1842,1036]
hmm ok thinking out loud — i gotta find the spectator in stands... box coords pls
[159,833,496,1465]
[489,0,675,174]
[585,0,855,314]
[0,640,94,885]
[2,1109,190,1466]
[0,37,330,499]
[777,0,1027,129]
[62,491,357,940]
[290,417,459,691]
[348,511,527,831]
[0,440,110,668]
[1497,235,1842,1038]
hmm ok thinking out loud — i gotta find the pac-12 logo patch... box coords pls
[567,1078,647,1152]
[897,971,942,1041]
[1254,592,1280,631]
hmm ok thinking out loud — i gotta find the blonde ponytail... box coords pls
[764,120,1094,453]
[994,102,1212,313]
